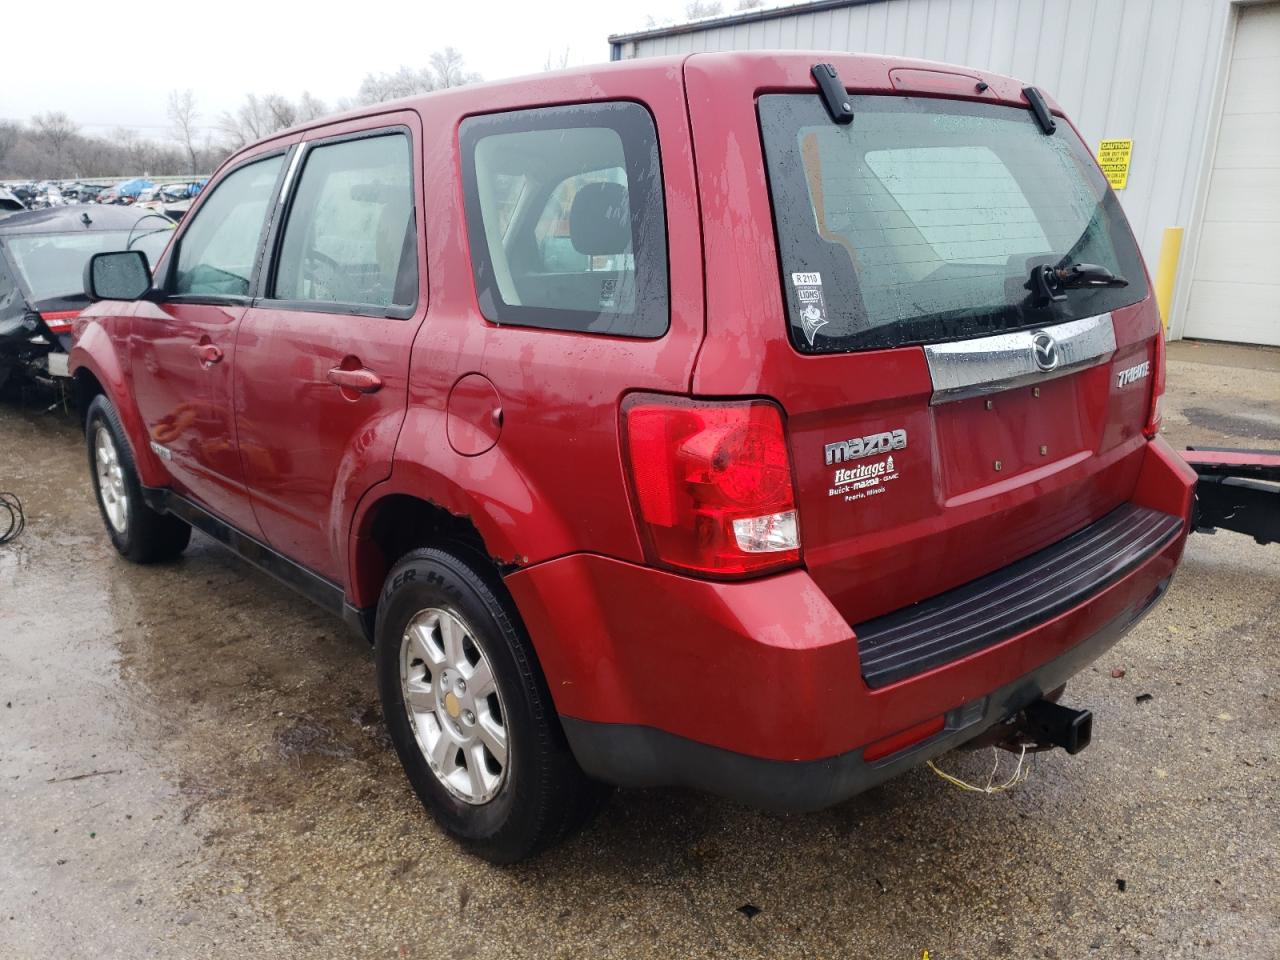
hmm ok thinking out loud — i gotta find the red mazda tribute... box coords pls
[71,52,1195,862]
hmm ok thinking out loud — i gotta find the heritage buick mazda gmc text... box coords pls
[70,53,1195,862]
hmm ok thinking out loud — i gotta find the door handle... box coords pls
[326,365,382,394]
[193,342,223,365]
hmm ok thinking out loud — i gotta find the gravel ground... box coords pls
[0,339,1276,959]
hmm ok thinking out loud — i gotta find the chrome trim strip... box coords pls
[277,142,307,204]
[923,313,1116,405]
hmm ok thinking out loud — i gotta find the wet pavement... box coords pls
[1,340,1277,959]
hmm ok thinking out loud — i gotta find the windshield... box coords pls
[5,226,173,301]
[758,95,1148,352]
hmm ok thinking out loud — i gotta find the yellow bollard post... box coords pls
[1153,226,1184,330]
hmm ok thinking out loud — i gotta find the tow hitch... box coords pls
[1019,699,1093,755]
[930,695,1093,793]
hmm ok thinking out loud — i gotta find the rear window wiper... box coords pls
[1026,262,1128,305]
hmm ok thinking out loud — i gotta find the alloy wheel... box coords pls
[400,607,509,804]
[94,425,128,535]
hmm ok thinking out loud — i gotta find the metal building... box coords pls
[610,0,1280,346]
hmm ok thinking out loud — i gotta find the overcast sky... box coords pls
[3,0,695,137]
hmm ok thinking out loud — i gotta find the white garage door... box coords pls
[1184,2,1280,346]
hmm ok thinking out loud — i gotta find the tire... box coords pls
[86,394,191,564]
[375,546,607,863]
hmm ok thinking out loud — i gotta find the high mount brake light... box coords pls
[622,396,800,578]
[1145,329,1166,439]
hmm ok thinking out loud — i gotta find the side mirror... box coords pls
[84,250,152,302]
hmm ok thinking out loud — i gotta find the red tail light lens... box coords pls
[1144,328,1166,439]
[622,396,800,578]
[39,310,80,334]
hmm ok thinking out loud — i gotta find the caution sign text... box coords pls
[1096,139,1133,190]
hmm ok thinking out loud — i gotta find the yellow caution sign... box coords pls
[1097,139,1133,190]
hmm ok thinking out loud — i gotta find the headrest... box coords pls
[569,181,631,256]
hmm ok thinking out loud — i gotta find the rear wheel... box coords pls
[375,547,606,863]
[86,394,190,564]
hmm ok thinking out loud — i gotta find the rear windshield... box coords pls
[758,95,1148,353]
[5,226,173,302]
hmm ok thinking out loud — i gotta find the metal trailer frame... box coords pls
[1184,448,1280,546]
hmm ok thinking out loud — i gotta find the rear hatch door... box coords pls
[686,55,1161,627]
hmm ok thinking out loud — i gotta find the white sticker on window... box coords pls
[791,271,828,345]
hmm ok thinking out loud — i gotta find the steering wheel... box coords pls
[300,249,344,300]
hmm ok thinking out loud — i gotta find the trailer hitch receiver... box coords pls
[1021,699,1093,755]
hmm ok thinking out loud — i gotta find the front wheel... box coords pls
[86,394,190,564]
[375,547,606,863]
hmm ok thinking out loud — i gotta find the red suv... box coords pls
[71,53,1195,862]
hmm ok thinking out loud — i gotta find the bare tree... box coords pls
[356,66,437,106]
[2,139,47,179]
[8,48,479,177]
[685,1,723,18]
[430,47,481,89]
[217,93,297,151]
[218,95,261,151]
[262,94,298,131]
[296,91,329,123]
[112,127,147,172]
[0,116,213,179]
[0,121,20,172]
[167,89,201,174]
[736,0,764,8]
[70,135,113,177]
[30,112,79,177]
[543,47,572,72]
[356,49,480,105]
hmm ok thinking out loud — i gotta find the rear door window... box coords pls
[459,101,668,338]
[758,95,1148,352]
[271,131,417,314]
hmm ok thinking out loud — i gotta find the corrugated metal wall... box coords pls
[618,0,1236,334]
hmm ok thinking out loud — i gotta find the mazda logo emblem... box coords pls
[1032,332,1059,371]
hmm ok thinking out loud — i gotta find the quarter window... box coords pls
[460,102,668,338]
[172,154,284,298]
[272,132,417,312]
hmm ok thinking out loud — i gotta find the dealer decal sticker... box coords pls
[791,271,828,346]
[829,454,900,503]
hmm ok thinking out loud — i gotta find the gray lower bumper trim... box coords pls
[562,577,1169,813]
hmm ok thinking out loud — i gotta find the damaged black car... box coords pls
[0,205,173,392]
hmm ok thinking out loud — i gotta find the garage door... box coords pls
[1183,2,1280,346]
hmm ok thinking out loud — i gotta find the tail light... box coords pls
[622,395,800,578]
[1144,327,1166,439]
[38,310,80,335]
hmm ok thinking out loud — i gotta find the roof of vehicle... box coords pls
[356,52,1040,121]
[0,204,173,236]
[212,51,1056,178]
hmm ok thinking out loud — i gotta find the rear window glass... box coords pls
[758,95,1148,353]
[7,227,173,302]
[459,101,668,338]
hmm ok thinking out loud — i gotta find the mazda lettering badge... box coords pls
[1032,331,1059,372]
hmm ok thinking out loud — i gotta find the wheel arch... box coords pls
[69,326,168,487]
[349,488,507,614]
[347,447,578,611]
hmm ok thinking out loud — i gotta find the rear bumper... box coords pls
[504,437,1195,808]
[561,576,1169,812]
